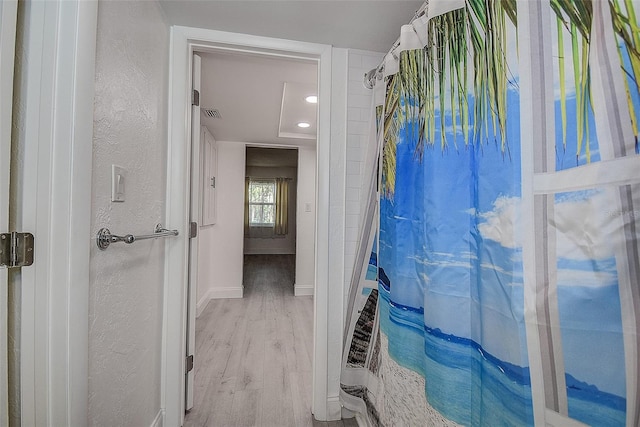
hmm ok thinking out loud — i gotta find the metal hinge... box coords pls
[0,232,34,268]
[186,355,194,373]
[190,222,198,238]
[192,89,200,107]
[210,177,216,188]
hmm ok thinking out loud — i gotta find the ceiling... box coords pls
[159,1,425,53]
[162,1,424,147]
[199,51,318,146]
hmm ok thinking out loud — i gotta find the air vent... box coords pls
[201,108,222,119]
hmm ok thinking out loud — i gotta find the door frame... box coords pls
[185,52,202,411]
[163,26,341,426]
[10,1,97,425]
[0,0,18,422]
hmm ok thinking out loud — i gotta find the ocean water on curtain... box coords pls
[378,281,626,426]
[378,86,627,425]
[378,85,534,426]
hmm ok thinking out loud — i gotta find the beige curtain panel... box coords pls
[274,177,288,236]
[244,177,250,237]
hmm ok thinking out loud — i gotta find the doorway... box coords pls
[164,28,335,427]
[244,147,299,261]
[186,47,317,420]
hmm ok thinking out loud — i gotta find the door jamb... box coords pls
[163,26,335,426]
[0,0,18,423]
[11,1,97,425]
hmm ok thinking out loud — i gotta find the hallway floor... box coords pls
[184,254,357,427]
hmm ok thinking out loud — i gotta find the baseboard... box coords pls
[342,407,355,419]
[209,286,243,299]
[150,409,163,427]
[196,287,244,317]
[294,283,314,296]
[196,291,212,318]
[327,395,342,421]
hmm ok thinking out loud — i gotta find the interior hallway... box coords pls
[184,255,357,427]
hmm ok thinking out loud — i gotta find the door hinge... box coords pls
[186,355,194,373]
[0,232,34,268]
[190,222,198,238]
[210,177,216,188]
[192,89,200,107]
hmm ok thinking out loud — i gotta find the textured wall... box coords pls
[89,1,168,425]
[344,50,385,301]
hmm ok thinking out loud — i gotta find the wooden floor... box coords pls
[184,255,358,427]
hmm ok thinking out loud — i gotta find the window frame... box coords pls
[248,178,276,227]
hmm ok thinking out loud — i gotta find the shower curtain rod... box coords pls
[363,1,428,89]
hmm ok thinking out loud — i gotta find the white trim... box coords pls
[278,132,316,140]
[326,395,343,421]
[163,26,337,426]
[150,409,164,427]
[325,47,348,422]
[15,1,97,425]
[196,292,211,318]
[209,286,244,300]
[313,39,334,423]
[0,1,17,423]
[185,52,202,411]
[294,284,315,297]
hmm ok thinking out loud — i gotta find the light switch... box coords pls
[305,202,312,212]
[111,165,126,202]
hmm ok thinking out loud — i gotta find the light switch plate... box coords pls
[111,165,126,202]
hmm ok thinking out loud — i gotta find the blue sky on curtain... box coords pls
[340,0,640,426]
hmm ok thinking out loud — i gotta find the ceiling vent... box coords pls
[202,108,222,119]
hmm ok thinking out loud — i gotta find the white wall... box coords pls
[197,142,316,305]
[295,147,317,296]
[197,141,246,306]
[196,224,215,314]
[88,2,168,426]
[244,165,297,255]
[343,49,384,312]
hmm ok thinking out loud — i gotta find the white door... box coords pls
[202,127,217,226]
[0,1,18,423]
[0,2,96,425]
[186,53,202,411]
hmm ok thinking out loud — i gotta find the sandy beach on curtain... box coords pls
[377,333,462,427]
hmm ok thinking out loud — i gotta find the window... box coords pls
[248,179,275,226]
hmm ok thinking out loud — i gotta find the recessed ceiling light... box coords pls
[305,95,318,104]
[297,122,311,128]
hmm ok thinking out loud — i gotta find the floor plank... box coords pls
[184,255,356,427]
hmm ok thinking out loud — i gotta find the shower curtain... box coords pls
[340,1,640,426]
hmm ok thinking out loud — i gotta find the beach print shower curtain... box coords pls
[340,0,640,426]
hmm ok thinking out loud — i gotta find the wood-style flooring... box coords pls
[184,254,358,427]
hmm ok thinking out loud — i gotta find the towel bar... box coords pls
[96,223,179,250]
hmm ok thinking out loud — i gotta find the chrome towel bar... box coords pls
[96,223,179,250]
